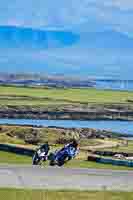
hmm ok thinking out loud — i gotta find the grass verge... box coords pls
[0,151,31,164]
[0,151,133,170]
[0,189,133,200]
[65,159,133,170]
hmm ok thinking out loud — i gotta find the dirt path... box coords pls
[81,139,119,151]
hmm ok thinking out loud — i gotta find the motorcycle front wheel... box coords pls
[32,153,41,165]
[58,154,68,166]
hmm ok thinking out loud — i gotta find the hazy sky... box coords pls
[0,0,132,33]
[0,0,133,79]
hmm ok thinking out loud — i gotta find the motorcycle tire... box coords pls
[32,153,40,165]
[58,154,68,166]
[49,160,55,166]
[32,159,39,165]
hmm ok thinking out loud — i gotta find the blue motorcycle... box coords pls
[49,145,78,166]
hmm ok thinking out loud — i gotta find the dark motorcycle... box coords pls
[32,149,47,165]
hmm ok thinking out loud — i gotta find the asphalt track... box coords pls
[0,165,133,191]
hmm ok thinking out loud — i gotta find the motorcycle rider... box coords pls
[33,141,50,164]
[49,139,79,166]
[38,141,50,155]
[59,139,79,160]
[65,139,79,159]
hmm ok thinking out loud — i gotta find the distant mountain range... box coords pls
[1,72,133,91]
[0,72,95,88]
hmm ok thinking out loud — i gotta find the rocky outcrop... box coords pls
[0,104,133,120]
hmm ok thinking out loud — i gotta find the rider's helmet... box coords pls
[45,141,49,145]
[71,139,79,148]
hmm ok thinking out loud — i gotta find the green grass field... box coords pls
[0,151,133,170]
[0,85,133,105]
[0,189,133,200]
[0,85,133,170]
